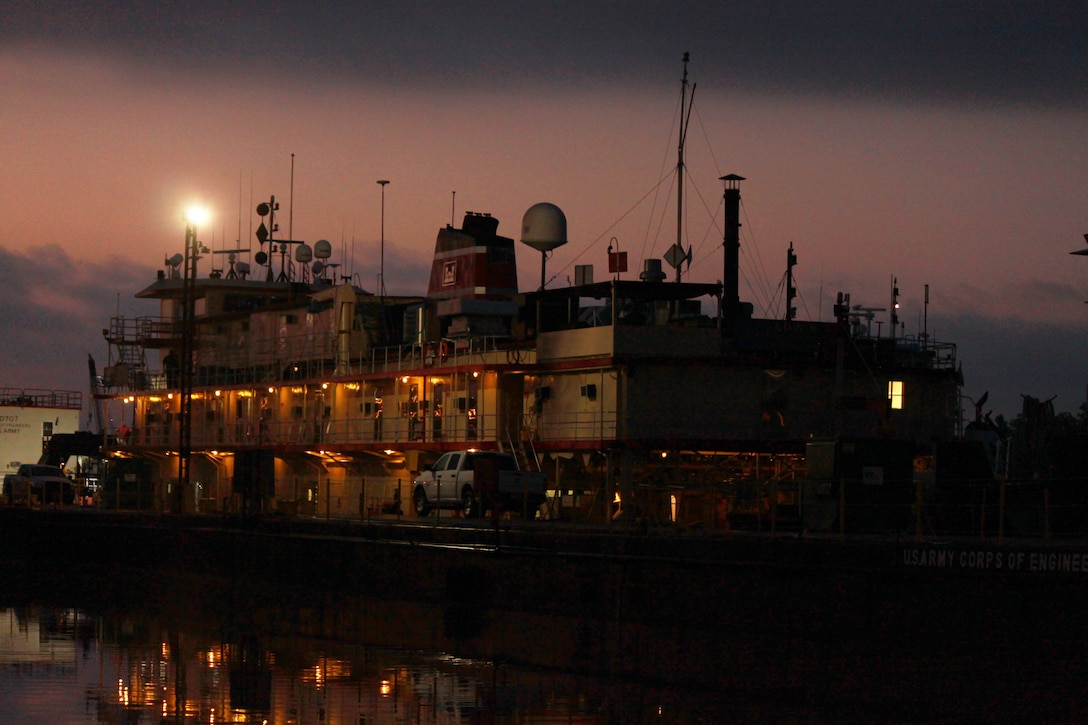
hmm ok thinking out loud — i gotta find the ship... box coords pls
[0,387,82,477]
[89,58,964,531]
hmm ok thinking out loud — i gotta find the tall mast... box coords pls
[677,53,690,279]
[676,53,695,282]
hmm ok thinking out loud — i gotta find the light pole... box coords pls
[377,180,389,297]
[377,180,391,344]
[178,206,207,513]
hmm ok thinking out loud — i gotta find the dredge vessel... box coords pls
[91,189,962,529]
[89,57,966,531]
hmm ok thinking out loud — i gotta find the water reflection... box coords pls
[0,605,733,724]
[7,520,1088,724]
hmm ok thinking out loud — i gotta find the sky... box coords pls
[1,1,1086,422]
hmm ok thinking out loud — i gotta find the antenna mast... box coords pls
[674,52,696,282]
[237,170,243,248]
[677,52,689,257]
[289,153,295,242]
[248,171,254,256]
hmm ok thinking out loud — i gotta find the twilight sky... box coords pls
[1,2,1086,421]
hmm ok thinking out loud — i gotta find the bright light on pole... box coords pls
[184,205,209,227]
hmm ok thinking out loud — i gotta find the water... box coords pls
[6,596,1087,724]
[0,605,754,724]
[6,515,1088,723]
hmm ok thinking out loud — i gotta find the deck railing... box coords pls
[113,335,531,393]
[0,388,82,410]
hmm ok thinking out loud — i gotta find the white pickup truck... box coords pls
[412,450,546,518]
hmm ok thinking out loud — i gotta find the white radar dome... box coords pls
[314,239,333,259]
[295,243,313,263]
[520,202,568,253]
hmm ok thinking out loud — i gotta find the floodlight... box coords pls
[184,206,210,226]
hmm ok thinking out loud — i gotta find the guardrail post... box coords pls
[1044,486,1051,539]
[980,487,987,540]
[998,482,1006,545]
[838,478,845,539]
[769,479,777,539]
[915,477,923,542]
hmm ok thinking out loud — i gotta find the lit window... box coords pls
[888,380,904,410]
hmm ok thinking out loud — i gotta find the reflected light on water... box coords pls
[0,604,735,724]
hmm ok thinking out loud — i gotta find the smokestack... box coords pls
[720,174,744,317]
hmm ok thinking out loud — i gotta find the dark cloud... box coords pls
[0,245,156,402]
[940,312,1088,421]
[380,244,437,298]
[4,2,1086,108]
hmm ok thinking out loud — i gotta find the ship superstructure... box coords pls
[97,180,961,526]
[90,54,963,526]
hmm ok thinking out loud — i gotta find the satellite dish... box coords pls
[255,251,268,265]
[314,239,332,259]
[236,262,251,277]
[166,253,183,268]
[521,202,568,292]
[520,202,568,253]
[295,243,313,263]
[312,260,324,275]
